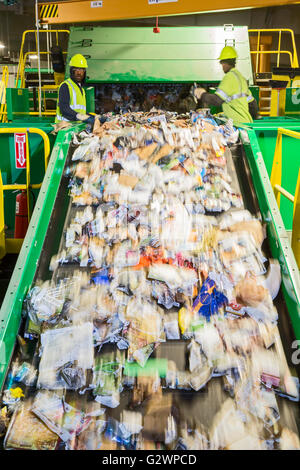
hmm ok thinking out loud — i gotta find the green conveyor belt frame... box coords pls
[0,125,300,392]
[1,24,300,393]
[249,117,300,231]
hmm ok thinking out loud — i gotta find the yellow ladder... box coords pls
[15,29,69,117]
[248,29,299,116]
[16,29,70,88]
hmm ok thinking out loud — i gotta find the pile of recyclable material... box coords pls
[1,110,299,450]
[95,83,198,115]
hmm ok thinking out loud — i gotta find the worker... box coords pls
[193,46,258,125]
[55,54,95,126]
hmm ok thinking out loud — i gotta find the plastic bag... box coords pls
[7,361,37,388]
[37,323,94,390]
[26,284,65,325]
[92,353,123,408]
[32,391,92,446]
[4,400,58,450]
[192,277,228,321]
[120,410,143,436]
[164,313,180,340]
[72,136,99,162]
[152,281,177,310]
[105,417,134,448]
[194,323,224,364]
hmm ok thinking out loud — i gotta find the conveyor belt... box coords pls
[1,133,299,450]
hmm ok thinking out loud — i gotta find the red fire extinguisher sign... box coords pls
[15,133,27,169]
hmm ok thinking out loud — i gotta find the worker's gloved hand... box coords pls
[99,115,107,124]
[84,114,96,133]
[193,87,207,101]
[76,113,90,121]
[84,115,95,126]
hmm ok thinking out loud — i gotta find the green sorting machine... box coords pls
[0,25,300,393]
[247,117,300,231]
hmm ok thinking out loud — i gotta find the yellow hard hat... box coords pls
[218,46,238,61]
[69,54,88,69]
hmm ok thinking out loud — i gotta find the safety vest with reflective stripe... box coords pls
[55,78,86,123]
[215,68,253,125]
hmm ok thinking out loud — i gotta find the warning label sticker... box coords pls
[15,133,27,169]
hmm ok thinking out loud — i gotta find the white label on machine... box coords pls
[91,1,103,7]
[149,0,178,4]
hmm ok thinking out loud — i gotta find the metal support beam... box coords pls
[39,0,300,24]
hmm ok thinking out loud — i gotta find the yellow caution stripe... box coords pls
[39,3,58,19]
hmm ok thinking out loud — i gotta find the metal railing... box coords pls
[15,29,69,117]
[0,66,9,123]
[16,29,69,87]
[249,29,299,74]
[270,128,300,268]
[249,29,299,116]
[0,127,51,258]
[20,50,68,89]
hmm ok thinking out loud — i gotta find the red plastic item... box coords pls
[14,190,28,238]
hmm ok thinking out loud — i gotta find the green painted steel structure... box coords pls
[249,118,300,230]
[67,26,253,84]
[285,88,300,118]
[0,122,57,235]
[242,129,300,339]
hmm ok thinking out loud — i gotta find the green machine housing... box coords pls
[67,25,253,83]
[0,25,300,393]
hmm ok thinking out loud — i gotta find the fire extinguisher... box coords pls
[14,190,28,239]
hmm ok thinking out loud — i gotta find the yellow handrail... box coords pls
[20,50,68,89]
[19,51,61,115]
[0,127,50,201]
[0,127,51,258]
[250,50,294,75]
[12,111,56,116]
[0,66,9,123]
[249,28,299,72]
[270,128,300,268]
[16,29,70,87]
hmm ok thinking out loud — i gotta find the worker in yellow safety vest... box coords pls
[193,46,258,125]
[56,54,95,125]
